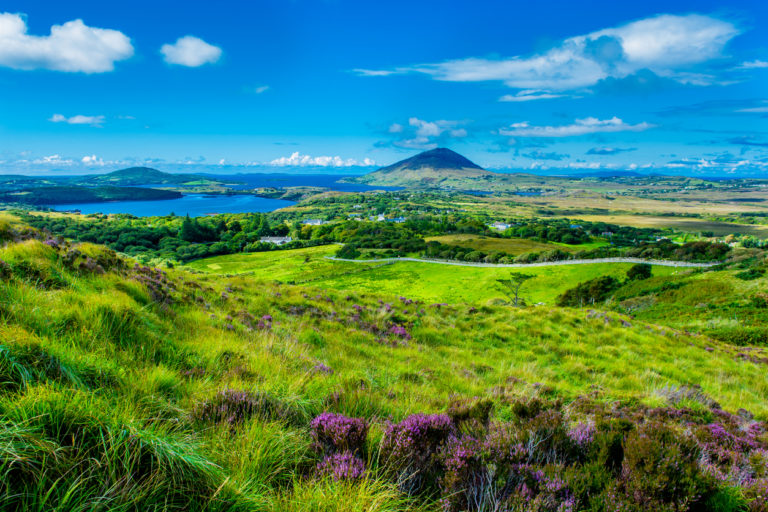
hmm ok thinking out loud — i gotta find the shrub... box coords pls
[736,268,765,281]
[626,263,652,281]
[191,388,299,426]
[310,412,368,456]
[608,421,714,511]
[316,451,366,481]
[380,413,455,494]
[557,276,620,307]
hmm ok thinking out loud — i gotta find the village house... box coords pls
[259,236,293,246]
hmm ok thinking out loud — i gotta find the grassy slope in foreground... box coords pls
[186,245,679,304]
[2,225,767,509]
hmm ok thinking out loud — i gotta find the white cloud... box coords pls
[499,90,566,102]
[737,100,768,113]
[359,14,739,91]
[0,12,133,73]
[736,60,768,69]
[161,36,221,67]
[499,117,654,137]
[81,154,105,166]
[33,154,74,165]
[269,152,376,167]
[387,117,468,149]
[352,68,398,76]
[252,85,269,94]
[49,113,105,126]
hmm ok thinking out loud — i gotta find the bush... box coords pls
[557,276,620,307]
[608,421,714,511]
[736,268,765,281]
[191,388,300,426]
[380,413,455,494]
[310,412,368,456]
[626,263,652,281]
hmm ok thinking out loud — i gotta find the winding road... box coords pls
[325,256,719,268]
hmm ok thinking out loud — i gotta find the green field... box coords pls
[187,245,679,305]
[424,234,609,254]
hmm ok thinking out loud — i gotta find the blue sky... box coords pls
[0,0,767,175]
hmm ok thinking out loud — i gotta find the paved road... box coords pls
[326,256,719,268]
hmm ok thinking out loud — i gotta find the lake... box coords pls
[48,173,402,217]
[50,194,296,217]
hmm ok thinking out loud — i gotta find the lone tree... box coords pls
[627,263,652,281]
[496,272,533,306]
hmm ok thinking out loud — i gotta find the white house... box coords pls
[260,236,293,246]
[302,219,326,226]
[489,222,511,230]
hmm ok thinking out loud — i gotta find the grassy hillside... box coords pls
[0,185,182,205]
[186,245,680,305]
[1,217,766,510]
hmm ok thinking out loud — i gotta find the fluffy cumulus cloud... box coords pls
[269,152,375,167]
[499,117,653,137]
[49,113,105,126]
[383,117,468,149]
[357,14,740,92]
[0,12,133,73]
[81,154,105,166]
[161,36,222,67]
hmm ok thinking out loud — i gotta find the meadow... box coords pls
[186,245,682,305]
[424,234,609,254]
[2,209,767,510]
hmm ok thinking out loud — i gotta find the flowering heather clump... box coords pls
[609,420,712,511]
[316,451,366,481]
[313,362,334,375]
[192,388,292,426]
[310,412,368,456]
[521,474,577,512]
[388,324,411,341]
[43,238,60,250]
[131,263,175,305]
[381,413,455,494]
[567,422,596,448]
[437,435,488,512]
[399,296,413,305]
[257,314,273,330]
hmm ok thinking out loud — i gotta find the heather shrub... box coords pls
[447,397,494,431]
[380,413,455,494]
[191,388,300,427]
[608,421,714,511]
[437,434,489,512]
[316,451,366,481]
[310,412,369,456]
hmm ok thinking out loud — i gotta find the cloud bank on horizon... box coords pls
[0,1,766,176]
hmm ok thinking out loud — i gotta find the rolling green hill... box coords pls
[0,185,182,205]
[0,214,766,510]
[74,166,220,186]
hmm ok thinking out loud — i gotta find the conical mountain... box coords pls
[353,148,494,187]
